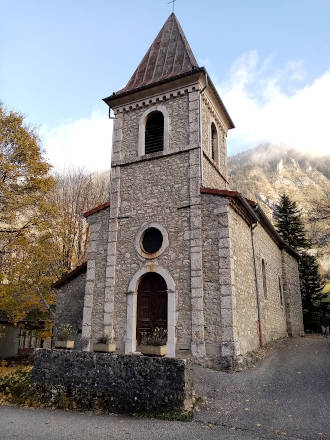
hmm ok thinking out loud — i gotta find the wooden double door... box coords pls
[136,273,167,345]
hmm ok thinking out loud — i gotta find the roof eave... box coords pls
[104,68,234,130]
[52,262,88,289]
[83,202,110,218]
[201,188,299,259]
[254,206,300,260]
[103,68,205,106]
[203,70,235,129]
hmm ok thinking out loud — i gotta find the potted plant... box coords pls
[55,323,76,349]
[139,327,167,356]
[93,335,116,353]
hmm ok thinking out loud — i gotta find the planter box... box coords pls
[55,340,74,349]
[93,343,116,353]
[139,345,167,356]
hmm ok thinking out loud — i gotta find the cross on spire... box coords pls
[168,0,177,12]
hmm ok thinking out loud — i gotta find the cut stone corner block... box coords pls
[191,341,206,358]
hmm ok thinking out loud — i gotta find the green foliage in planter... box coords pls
[140,327,167,346]
[56,323,76,340]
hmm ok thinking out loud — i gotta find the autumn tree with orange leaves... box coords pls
[0,104,62,326]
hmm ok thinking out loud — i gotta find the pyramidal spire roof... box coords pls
[119,13,199,94]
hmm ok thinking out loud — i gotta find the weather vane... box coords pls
[168,0,177,12]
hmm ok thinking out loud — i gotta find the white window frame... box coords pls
[138,105,169,156]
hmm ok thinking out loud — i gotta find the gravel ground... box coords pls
[0,335,328,440]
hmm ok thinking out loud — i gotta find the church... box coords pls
[54,13,303,368]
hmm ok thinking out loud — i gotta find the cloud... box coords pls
[218,51,330,156]
[40,110,112,172]
[40,52,330,173]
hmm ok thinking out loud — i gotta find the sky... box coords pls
[1,0,329,172]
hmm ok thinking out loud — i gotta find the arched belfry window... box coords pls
[145,111,164,154]
[138,106,169,157]
[211,122,218,162]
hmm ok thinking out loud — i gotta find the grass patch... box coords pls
[0,364,31,377]
[0,367,34,406]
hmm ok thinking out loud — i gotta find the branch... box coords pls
[35,287,56,320]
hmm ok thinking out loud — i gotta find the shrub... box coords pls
[0,367,33,404]
[140,327,167,346]
[56,323,76,340]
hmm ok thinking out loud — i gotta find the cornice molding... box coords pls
[113,84,199,114]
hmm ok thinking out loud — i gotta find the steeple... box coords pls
[118,13,199,94]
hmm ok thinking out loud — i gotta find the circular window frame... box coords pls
[135,223,169,260]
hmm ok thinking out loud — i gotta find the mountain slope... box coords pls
[229,144,330,276]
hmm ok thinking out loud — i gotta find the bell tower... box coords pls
[99,13,234,358]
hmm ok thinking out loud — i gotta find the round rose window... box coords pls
[141,227,163,254]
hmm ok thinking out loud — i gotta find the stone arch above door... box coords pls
[125,265,176,357]
[136,272,167,345]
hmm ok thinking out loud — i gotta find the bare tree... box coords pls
[50,168,109,270]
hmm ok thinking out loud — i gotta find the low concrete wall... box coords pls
[32,349,192,413]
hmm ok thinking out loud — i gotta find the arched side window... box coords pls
[211,122,219,163]
[278,276,283,305]
[262,259,268,299]
[145,111,164,154]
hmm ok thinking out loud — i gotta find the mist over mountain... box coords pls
[228,144,330,276]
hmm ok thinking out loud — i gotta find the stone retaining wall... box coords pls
[32,349,192,413]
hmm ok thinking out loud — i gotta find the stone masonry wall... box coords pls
[201,195,223,358]
[105,86,205,357]
[120,94,189,162]
[202,155,227,190]
[33,349,192,413]
[81,207,110,348]
[201,194,240,368]
[200,195,292,361]
[282,251,304,336]
[229,207,259,355]
[201,94,228,189]
[253,224,288,344]
[54,272,86,344]
[230,207,288,354]
[113,153,192,353]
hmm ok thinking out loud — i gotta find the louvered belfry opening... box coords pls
[145,111,164,154]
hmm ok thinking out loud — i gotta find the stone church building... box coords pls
[54,13,303,367]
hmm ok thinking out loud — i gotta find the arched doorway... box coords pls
[136,273,167,345]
